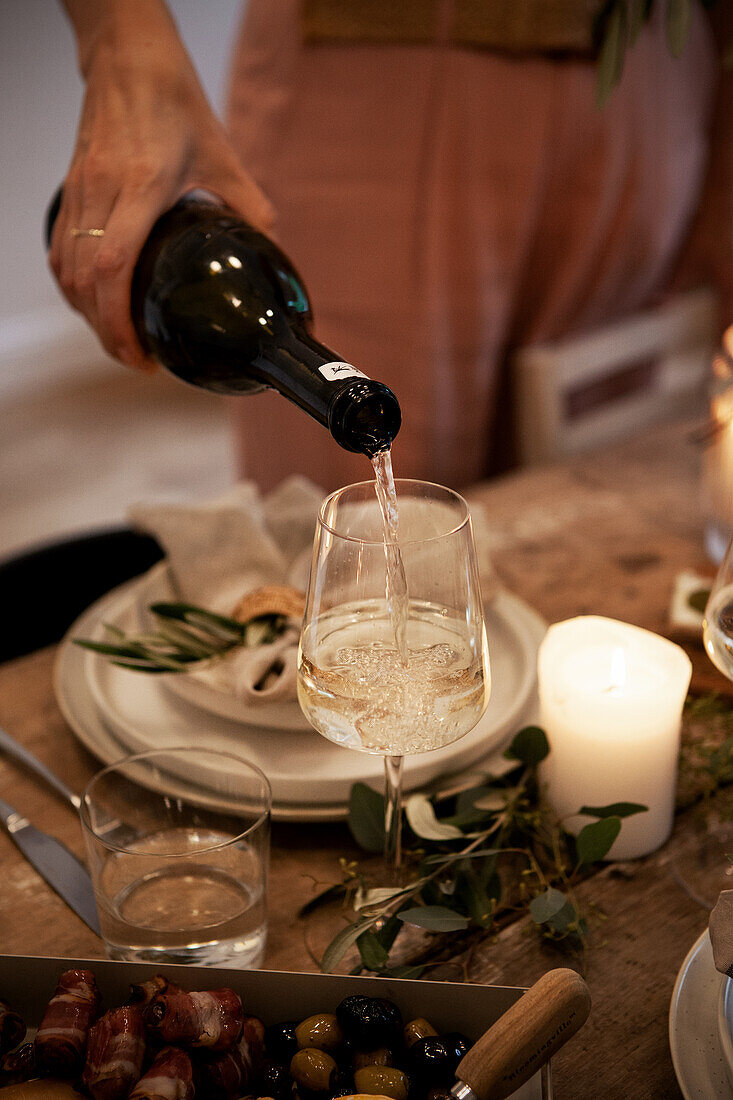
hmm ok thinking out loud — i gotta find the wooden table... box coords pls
[0,419,729,1098]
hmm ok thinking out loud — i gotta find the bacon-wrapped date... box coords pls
[144,987,243,1051]
[128,976,181,1008]
[241,1014,266,1074]
[128,1045,194,1100]
[0,1041,36,1085]
[195,1014,266,1098]
[35,968,101,1075]
[0,998,25,1055]
[82,1005,146,1100]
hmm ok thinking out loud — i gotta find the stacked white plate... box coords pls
[669,930,733,1099]
[54,566,546,821]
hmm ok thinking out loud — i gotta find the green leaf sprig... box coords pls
[311,726,648,975]
[74,602,288,673]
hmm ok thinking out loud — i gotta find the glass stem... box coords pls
[383,754,404,869]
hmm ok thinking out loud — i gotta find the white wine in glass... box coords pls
[297,476,491,869]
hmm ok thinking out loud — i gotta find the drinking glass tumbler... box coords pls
[80,747,271,967]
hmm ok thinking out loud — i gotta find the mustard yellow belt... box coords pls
[303,0,605,56]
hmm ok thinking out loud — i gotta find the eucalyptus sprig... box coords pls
[678,693,733,811]
[312,727,648,975]
[74,602,288,673]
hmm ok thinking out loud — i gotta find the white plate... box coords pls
[54,631,339,822]
[54,615,535,822]
[56,578,545,817]
[131,562,310,730]
[718,970,733,1089]
[669,930,732,1099]
[81,580,542,805]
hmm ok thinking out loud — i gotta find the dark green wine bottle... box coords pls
[46,191,400,456]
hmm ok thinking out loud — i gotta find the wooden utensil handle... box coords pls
[455,968,591,1100]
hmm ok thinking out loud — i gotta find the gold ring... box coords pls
[70,228,105,238]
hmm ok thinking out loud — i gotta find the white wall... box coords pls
[0,0,244,397]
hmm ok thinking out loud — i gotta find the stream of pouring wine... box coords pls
[372,449,409,666]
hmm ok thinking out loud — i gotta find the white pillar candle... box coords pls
[538,616,692,860]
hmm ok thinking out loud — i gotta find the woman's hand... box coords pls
[50,0,275,369]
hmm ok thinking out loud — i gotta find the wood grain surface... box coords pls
[0,419,729,1098]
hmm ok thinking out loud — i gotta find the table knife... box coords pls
[451,968,591,1100]
[0,725,80,810]
[0,793,100,936]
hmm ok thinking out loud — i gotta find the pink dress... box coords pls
[226,0,718,490]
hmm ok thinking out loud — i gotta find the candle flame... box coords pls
[609,646,626,692]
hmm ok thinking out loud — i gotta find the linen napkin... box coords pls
[128,477,324,706]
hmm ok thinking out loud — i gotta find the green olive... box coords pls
[295,1013,344,1052]
[353,1047,393,1070]
[353,1066,409,1100]
[403,1017,438,1048]
[290,1048,338,1093]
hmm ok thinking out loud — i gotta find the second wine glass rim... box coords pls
[318,478,471,545]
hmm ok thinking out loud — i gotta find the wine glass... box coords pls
[297,478,491,870]
[703,537,733,679]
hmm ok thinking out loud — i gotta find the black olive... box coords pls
[333,1036,356,1070]
[440,1032,470,1063]
[426,1089,454,1100]
[255,1058,293,1100]
[408,1036,461,1086]
[375,998,403,1043]
[266,1021,300,1063]
[336,995,403,1050]
[331,1065,355,1095]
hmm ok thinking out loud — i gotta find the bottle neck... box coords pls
[251,328,401,456]
[252,327,341,426]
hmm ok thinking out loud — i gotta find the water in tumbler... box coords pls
[97,827,266,967]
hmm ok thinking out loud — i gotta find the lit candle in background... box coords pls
[538,616,692,860]
[703,326,733,563]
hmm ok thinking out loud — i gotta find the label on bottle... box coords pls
[319,362,369,382]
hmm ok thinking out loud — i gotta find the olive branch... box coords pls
[306,726,648,976]
[74,602,288,673]
[306,693,733,977]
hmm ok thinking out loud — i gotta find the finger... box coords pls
[49,168,87,314]
[197,161,276,235]
[90,187,173,369]
[68,167,121,332]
